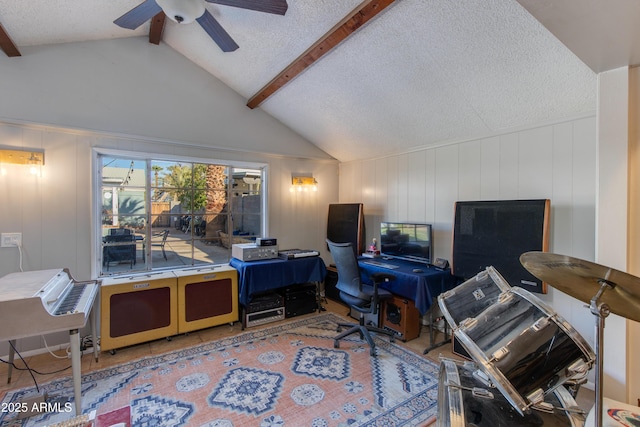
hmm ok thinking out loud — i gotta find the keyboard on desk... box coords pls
[362,260,399,269]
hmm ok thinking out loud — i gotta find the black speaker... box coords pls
[452,199,550,293]
[386,302,402,325]
[324,266,340,301]
[327,203,365,257]
[380,295,420,341]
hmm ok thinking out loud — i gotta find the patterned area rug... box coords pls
[0,313,439,427]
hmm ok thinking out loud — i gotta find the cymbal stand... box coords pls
[589,279,613,427]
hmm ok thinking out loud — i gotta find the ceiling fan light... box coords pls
[156,0,205,24]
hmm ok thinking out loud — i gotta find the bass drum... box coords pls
[437,358,585,427]
[439,267,594,415]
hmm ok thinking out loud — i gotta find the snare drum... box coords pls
[437,358,585,427]
[439,267,595,415]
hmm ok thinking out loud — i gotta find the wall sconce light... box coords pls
[0,147,45,176]
[290,176,318,192]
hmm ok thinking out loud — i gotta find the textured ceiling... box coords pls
[0,0,632,162]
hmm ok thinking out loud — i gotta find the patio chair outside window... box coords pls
[103,234,136,270]
[152,229,170,260]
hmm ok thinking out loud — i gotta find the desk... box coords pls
[358,258,455,316]
[358,257,457,353]
[230,256,327,307]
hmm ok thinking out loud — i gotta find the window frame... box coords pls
[92,148,268,277]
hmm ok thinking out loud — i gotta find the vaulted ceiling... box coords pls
[1,0,638,162]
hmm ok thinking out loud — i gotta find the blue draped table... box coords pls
[358,257,456,315]
[230,256,327,306]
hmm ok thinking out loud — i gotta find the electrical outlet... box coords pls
[1,232,22,247]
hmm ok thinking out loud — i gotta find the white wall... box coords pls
[339,116,601,385]
[0,38,339,357]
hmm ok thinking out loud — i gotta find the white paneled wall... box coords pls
[339,115,597,373]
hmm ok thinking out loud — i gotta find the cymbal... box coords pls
[520,252,640,322]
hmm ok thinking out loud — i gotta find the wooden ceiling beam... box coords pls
[149,12,166,45]
[0,21,21,57]
[246,0,397,109]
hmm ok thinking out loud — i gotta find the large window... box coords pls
[97,152,265,276]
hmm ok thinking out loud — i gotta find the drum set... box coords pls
[436,252,640,427]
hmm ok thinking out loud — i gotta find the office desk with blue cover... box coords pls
[358,257,456,316]
[229,256,327,307]
[358,257,458,352]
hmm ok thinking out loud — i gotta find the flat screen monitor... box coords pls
[380,222,433,264]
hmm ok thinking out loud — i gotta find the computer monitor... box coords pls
[380,222,433,264]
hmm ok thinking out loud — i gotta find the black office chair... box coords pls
[326,239,396,356]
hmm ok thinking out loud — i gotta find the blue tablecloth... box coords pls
[230,256,327,306]
[358,257,456,315]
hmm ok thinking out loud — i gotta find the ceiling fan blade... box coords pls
[205,0,288,15]
[196,10,239,52]
[114,0,163,30]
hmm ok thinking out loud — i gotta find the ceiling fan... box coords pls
[114,0,288,52]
